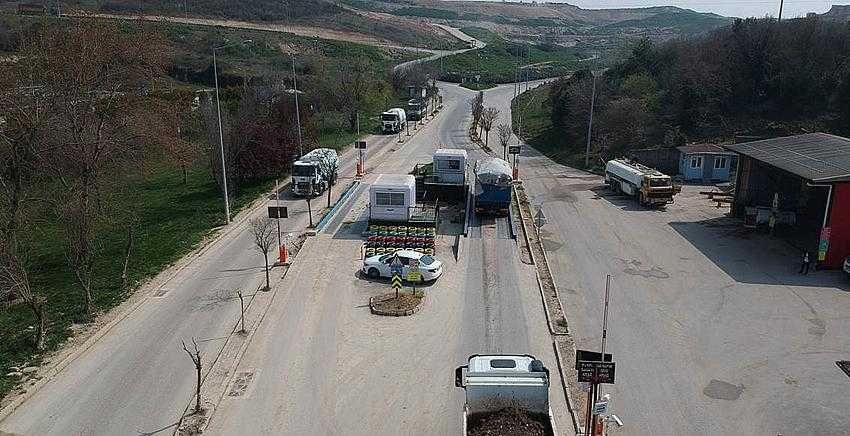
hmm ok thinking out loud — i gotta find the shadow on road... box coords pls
[670,217,850,290]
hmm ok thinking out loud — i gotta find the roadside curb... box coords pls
[315,180,360,233]
[513,181,581,435]
[175,236,314,435]
[0,178,293,424]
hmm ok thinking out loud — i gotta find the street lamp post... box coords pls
[291,55,303,157]
[585,70,599,169]
[212,39,252,224]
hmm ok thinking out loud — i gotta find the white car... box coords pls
[362,250,443,282]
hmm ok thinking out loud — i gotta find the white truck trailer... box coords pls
[455,354,556,436]
[381,108,407,134]
[291,148,339,196]
[605,158,678,206]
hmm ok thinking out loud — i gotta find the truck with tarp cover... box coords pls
[291,148,338,196]
[473,157,513,215]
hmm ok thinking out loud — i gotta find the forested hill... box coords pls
[514,16,850,169]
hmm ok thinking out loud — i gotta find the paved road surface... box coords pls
[483,82,850,436]
[204,83,573,435]
[0,118,404,436]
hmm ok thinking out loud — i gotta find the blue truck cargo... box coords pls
[474,158,513,215]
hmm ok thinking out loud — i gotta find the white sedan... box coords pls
[362,250,444,282]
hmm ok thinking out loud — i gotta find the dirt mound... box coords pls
[468,408,552,436]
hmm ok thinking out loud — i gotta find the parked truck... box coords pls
[474,158,513,215]
[455,354,556,436]
[406,98,426,121]
[291,148,339,196]
[605,158,679,206]
[381,108,407,133]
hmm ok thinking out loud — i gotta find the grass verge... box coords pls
[0,165,272,399]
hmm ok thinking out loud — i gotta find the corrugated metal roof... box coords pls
[677,144,735,154]
[725,133,850,183]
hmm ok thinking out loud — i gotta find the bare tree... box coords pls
[467,91,484,136]
[236,289,246,334]
[17,22,171,319]
[249,217,275,291]
[480,107,500,149]
[0,239,47,350]
[181,338,203,414]
[497,123,512,159]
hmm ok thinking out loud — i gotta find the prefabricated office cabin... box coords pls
[369,174,417,222]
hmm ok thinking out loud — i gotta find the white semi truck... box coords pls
[605,158,679,206]
[291,148,339,197]
[455,354,556,436]
[381,108,407,133]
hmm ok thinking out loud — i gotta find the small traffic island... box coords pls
[369,291,424,316]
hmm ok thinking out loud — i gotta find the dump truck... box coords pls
[381,108,407,133]
[605,158,679,206]
[473,158,513,215]
[406,98,426,121]
[455,354,556,436]
[291,148,338,196]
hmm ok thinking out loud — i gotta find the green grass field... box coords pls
[0,165,273,397]
[433,27,591,84]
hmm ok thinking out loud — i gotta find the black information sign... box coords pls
[575,350,612,370]
[268,206,288,219]
[508,145,521,155]
[355,140,367,149]
[577,360,616,384]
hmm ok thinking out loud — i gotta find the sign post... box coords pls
[407,258,422,294]
[269,183,288,264]
[390,255,403,299]
[509,144,521,180]
[356,141,367,177]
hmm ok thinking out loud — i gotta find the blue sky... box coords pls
[475,1,848,19]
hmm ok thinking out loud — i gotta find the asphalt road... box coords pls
[204,83,573,435]
[0,118,401,436]
[482,82,850,436]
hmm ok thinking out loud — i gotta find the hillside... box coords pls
[512,16,850,171]
[822,5,850,21]
[46,0,466,49]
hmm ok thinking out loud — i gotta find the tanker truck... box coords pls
[291,148,339,197]
[604,158,679,207]
[455,354,557,436]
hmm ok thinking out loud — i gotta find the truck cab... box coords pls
[640,175,677,205]
[455,354,556,436]
[381,108,406,133]
[292,162,320,196]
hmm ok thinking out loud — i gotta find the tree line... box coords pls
[0,17,415,357]
[546,16,850,166]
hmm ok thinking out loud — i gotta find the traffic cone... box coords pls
[279,244,288,264]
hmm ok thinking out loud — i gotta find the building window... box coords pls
[375,192,405,206]
[438,159,461,171]
[690,156,703,168]
[714,157,728,169]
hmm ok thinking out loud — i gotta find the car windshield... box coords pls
[649,178,671,187]
[293,165,315,177]
[419,255,435,265]
[381,114,397,122]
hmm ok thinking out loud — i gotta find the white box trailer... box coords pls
[432,148,468,186]
[369,174,416,222]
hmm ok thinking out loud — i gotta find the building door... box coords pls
[703,156,714,180]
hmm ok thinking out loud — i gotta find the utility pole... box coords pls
[591,274,612,436]
[778,0,784,20]
[291,54,303,157]
[585,71,598,169]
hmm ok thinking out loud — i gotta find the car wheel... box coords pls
[367,268,381,279]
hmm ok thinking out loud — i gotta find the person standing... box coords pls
[799,251,811,275]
